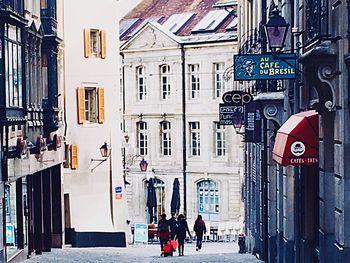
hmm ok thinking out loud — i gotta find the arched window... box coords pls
[197,180,219,221]
[160,64,170,99]
[136,66,147,100]
[137,121,148,156]
[145,177,165,223]
[160,121,171,156]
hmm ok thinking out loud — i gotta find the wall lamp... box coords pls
[139,158,148,172]
[91,142,111,172]
[264,8,289,52]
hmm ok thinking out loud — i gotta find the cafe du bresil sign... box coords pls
[234,53,297,81]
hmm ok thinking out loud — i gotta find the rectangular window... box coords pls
[190,122,200,156]
[214,62,225,98]
[160,65,170,99]
[40,0,47,9]
[85,88,98,123]
[84,29,106,59]
[137,66,147,100]
[215,122,226,156]
[76,87,104,124]
[138,122,148,156]
[161,122,171,156]
[189,64,200,99]
[5,23,22,108]
[42,53,48,99]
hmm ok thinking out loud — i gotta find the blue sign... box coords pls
[234,53,297,80]
[115,186,122,193]
[219,104,244,125]
[6,225,15,245]
[244,102,262,143]
[134,223,148,243]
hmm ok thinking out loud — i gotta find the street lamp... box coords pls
[264,9,289,51]
[139,158,148,172]
[91,142,111,172]
[99,141,111,158]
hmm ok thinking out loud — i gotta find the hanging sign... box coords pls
[219,90,253,126]
[244,102,262,143]
[234,53,297,80]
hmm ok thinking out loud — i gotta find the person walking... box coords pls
[176,214,192,256]
[193,215,206,251]
[157,213,170,255]
[168,212,177,240]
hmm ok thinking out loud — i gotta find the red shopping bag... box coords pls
[170,240,178,251]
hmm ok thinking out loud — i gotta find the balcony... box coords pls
[304,0,330,47]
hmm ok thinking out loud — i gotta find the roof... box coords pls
[120,0,237,41]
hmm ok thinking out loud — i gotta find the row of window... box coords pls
[136,121,226,157]
[136,62,227,101]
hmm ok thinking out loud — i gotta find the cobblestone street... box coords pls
[22,242,261,263]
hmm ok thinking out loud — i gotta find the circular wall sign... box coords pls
[290,141,305,157]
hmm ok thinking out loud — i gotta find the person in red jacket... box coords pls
[157,213,170,255]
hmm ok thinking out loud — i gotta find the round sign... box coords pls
[290,141,305,157]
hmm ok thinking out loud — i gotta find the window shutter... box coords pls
[70,144,78,169]
[98,87,105,123]
[100,30,106,59]
[83,29,91,58]
[76,87,85,124]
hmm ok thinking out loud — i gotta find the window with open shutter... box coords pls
[70,144,78,169]
[100,30,106,59]
[83,29,91,58]
[98,87,105,123]
[77,87,85,124]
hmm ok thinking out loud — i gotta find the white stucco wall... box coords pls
[63,0,124,233]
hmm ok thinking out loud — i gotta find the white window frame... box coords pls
[214,62,225,98]
[137,121,148,156]
[189,121,200,156]
[215,122,226,156]
[90,29,100,58]
[198,180,219,214]
[189,64,200,99]
[137,66,147,100]
[160,65,170,99]
[161,121,171,156]
[84,87,98,123]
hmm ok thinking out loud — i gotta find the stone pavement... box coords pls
[22,242,261,263]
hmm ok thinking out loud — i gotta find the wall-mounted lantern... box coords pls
[264,9,289,51]
[139,158,148,172]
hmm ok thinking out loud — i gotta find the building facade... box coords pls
[0,0,64,261]
[63,0,127,247]
[120,0,244,235]
[240,0,350,263]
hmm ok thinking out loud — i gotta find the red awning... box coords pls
[272,110,319,166]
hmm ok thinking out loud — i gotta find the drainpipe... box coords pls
[181,44,187,216]
[291,0,301,262]
[261,0,269,261]
[120,52,127,185]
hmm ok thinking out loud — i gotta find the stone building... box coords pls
[240,0,350,263]
[0,0,64,261]
[120,0,244,234]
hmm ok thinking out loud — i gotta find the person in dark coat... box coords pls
[176,214,192,256]
[168,212,177,240]
[157,213,170,254]
[193,215,206,251]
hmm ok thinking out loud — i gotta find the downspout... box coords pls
[291,0,302,262]
[261,0,269,261]
[120,52,127,185]
[181,44,187,216]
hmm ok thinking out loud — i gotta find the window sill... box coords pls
[82,122,101,128]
